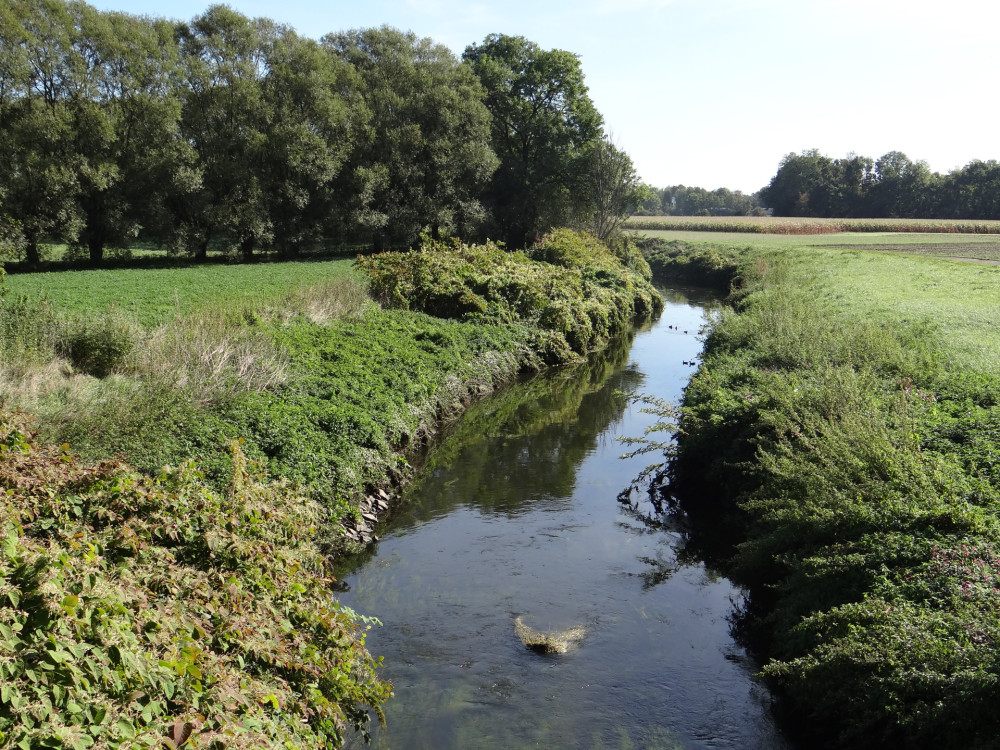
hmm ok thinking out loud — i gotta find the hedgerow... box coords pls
[0,411,391,749]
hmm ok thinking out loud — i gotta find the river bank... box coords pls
[333,286,790,750]
[0,230,660,747]
[642,236,1000,748]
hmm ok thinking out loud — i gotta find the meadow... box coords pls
[635,227,1000,262]
[3,259,361,327]
[639,231,1000,748]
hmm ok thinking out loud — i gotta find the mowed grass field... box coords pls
[634,227,1000,261]
[773,244,1000,372]
[641,230,1000,370]
[3,258,359,326]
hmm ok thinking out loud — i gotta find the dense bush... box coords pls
[357,229,662,364]
[57,313,141,378]
[636,237,742,290]
[0,270,58,367]
[0,411,391,749]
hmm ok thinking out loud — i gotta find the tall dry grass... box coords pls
[0,272,370,429]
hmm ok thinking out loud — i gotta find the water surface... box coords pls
[338,288,790,749]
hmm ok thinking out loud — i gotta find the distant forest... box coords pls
[0,1,645,264]
[640,149,1000,220]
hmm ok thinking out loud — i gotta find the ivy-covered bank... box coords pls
[643,238,1000,749]
[1,230,660,747]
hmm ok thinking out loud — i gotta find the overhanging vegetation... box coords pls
[642,236,1000,749]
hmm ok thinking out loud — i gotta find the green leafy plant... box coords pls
[0,411,391,749]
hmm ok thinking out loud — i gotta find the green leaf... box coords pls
[116,719,134,739]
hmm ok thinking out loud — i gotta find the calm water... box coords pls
[337,289,790,750]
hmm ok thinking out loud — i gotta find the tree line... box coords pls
[0,0,645,265]
[634,185,763,217]
[634,150,1000,221]
[760,149,1000,219]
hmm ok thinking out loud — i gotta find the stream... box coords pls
[337,288,791,750]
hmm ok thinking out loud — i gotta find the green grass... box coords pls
[642,237,1000,748]
[626,215,1000,235]
[4,259,358,327]
[632,228,1000,260]
[756,246,1000,373]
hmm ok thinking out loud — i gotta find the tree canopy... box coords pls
[0,2,661,263]
[463,33,604,247]
[759,149,1000,220]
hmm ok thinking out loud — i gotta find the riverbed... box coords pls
[337,288,791,749]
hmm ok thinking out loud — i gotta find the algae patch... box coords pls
[514,615,586,654]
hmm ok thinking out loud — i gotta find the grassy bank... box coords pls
[2,230,659,503]
[642,237,1000,748]
[1,229,659,746]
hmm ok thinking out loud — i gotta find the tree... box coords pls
[943,160,1000,219]
[463,33,603,247]
[869,151,934,218]
[634,185,662,216]
[258,30,360,255]
[175,5,274,260]
[0,0,87,263]
[70,7,192,263]
[759,149,838,217]
[324,27,496,248]
[584,136,646,241]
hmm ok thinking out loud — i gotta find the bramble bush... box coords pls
[0,411,391,749]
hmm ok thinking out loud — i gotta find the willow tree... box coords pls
[585,136,647,241]
[0,0,86,263]
[324,26,496,248]
[73,8,192,263]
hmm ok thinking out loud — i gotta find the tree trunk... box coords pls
[25,236,40,265]
[239,236,254,261]
[89,236,104,265]
[194,236,209,261]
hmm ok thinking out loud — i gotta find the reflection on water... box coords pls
[337,288,789,750]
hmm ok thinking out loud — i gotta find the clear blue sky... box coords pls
[87,0,999,194]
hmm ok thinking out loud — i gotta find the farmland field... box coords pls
[625,215,1000,235]
[633,227,1000,262]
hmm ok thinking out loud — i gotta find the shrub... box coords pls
[0,271,57,366]
[658,246,1000,748]
[356,229,663,363]
[57,311,141,378]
